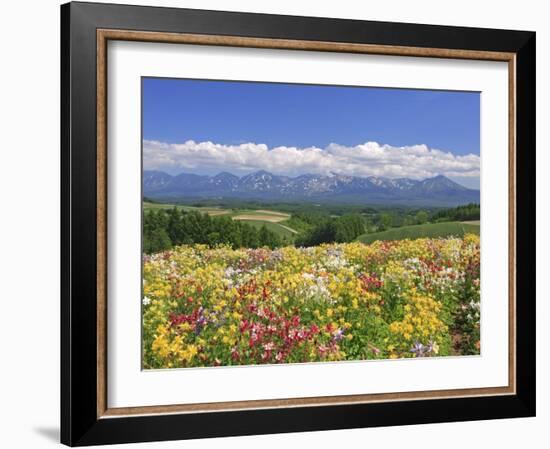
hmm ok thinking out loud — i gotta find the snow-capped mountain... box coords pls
[143,170,479,206]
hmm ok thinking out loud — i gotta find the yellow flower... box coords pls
[142,236,478,368]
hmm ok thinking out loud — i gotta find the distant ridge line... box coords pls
[143,170,479,207]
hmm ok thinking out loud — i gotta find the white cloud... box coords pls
[143,139,480,180]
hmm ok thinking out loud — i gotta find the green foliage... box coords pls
[143,210,172,253]
[142,201,481,251]
[296,214,366,246]
[143,227,172,254]
[378,213,393,231]
[415,210,428,225]
[357,221,480,244]
[431,203,480,222]
[258,224,282,249]
[235,220,295,239]
[143,208,282,253]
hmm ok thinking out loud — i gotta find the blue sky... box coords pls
[142,78,480,189]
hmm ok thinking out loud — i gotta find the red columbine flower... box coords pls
[239,319,250,333]
[360,273,383,290]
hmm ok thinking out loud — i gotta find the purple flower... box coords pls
[410,342,426,357]
[332,328,345,342]
[194,307,208,335]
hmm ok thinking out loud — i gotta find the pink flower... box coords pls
[231,348,240,361]
[318,344,328,355]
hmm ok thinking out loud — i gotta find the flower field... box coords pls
[142,235,480,369]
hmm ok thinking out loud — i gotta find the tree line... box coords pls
[143,208,282,254]
[143,203,480,253]
[431,203,480,222]
[294,213,366,247]
[373,203,480,231]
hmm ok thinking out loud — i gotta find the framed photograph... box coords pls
[61,1,536,446]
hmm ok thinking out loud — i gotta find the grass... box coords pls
[144,202,296,238]
[143,202,229,214]
[145,201,480,245]
[233,214,288,222]
[236,220,297,239]
[357,221,480,244]
[144,203,280,218]
[461,223,481,234]
[143,201,197,211]
[144,202,287,217]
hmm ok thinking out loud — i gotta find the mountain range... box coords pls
[143,170,480,206]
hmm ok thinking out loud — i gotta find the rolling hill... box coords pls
[357,221,480,244]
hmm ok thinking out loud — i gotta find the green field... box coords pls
[357,221,480,244]
[235,220,296,239]
[144,202,288,217]
[144,202,297,238]
[144,201,480,247]
[143,202,204,212]
[461,221,481,234]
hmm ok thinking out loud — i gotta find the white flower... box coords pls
[323,255,348,271]
[299,274,333,304]
[142,296,151,306]
[224,267,238,278]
